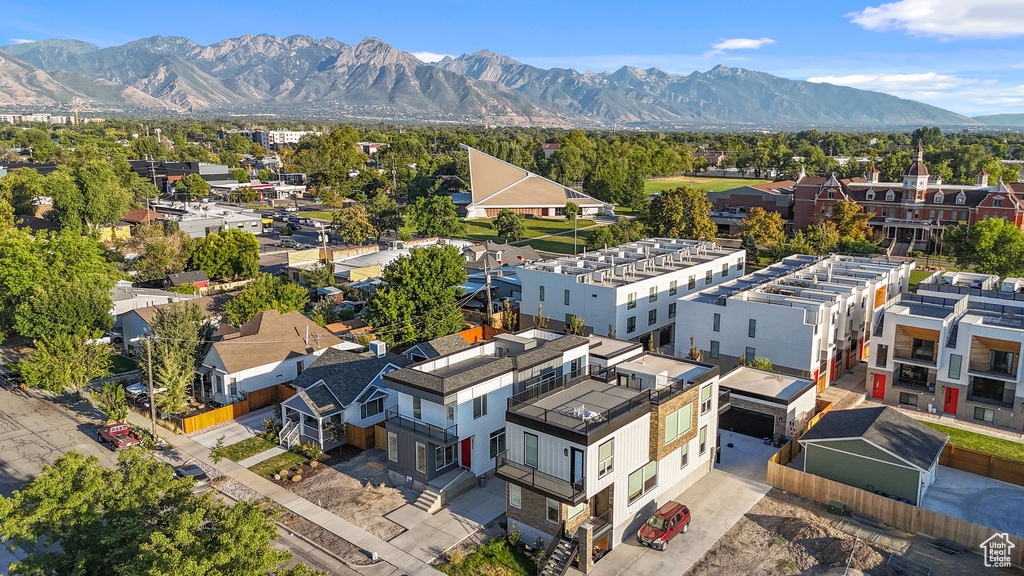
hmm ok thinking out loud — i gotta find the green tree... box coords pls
[501,299,518,331]
[118,221,193,282]
[178,173,210,200]
[302,262,335,289]
[493,208,526,242]
[367,192,401,238]
[94,381,128,422]
[408,195,464,237]
[222,273,310,325]
[332,205,377,244]
[563,201,580,223]
[642,187,716,240]
[0,450,322,576]
[749,357,774,371]
[257,167,275,182]
[566,315,585,335]
[188,228,259,280]
[364,245,467,346]
[0,168,46,215]
[792,221,840,255]
[19,331,112,396]
[586,217,646,250]
[740,207,786,250]
[829,200,872,239]
[137,302,214,412]
[231,168,249,183]
[945,218,1024,277]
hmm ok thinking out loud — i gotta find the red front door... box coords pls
[460,438,472,469]
[944,387,959,414]
[871,374,886,400]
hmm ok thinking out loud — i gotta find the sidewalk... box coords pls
[125,410,443,576]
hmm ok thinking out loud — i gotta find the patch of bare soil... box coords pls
[277,509,376,565]
[290,455,411,541]
[688,489,1022,576]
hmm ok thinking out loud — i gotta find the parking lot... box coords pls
[921,465,1024,537]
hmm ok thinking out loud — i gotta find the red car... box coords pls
[97,423,142,450]
[636,501,690,551]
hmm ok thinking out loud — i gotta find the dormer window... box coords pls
[885,190,895,202]
[866,190,875,201]
[956,192,966,205]
[933,191,944,204]
[994,196,1003,208]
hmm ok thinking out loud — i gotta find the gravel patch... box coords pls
[291,460,411,540]
[182,458,261,501]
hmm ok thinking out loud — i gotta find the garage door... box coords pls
[719,406,774,439]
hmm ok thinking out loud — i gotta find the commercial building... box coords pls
[869,271,1024,430]
[517,238,745,354]
[678,254,913,389]
[496,346,722,568]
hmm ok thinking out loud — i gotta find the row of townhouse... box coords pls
[870,271,1024,430]
[676,254,914,390]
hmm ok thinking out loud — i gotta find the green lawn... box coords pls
[908,269,932,293]
[111,355,138,374]
[220,436,276,462]
[461,217,600,255]
[645,176,771,195]
[248,451,307,477]
[297,211,336,221]
[437,538,536,576]
[922,423,1024,463]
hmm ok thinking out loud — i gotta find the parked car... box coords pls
[280,238,300,248]
[637,501,690,551]
[96,423,142,450]
[174,464,212,493]
[125,382,167,399]
[284,206,298,212]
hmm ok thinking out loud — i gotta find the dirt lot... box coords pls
[290,447,414,541]
[688,489,1022,576]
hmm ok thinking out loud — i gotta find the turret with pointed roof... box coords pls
[903,143,930,199]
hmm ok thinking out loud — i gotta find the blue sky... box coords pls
[5,0,1024,116]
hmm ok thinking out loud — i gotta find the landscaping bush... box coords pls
[438,537,536,576]
[260,418,282,443]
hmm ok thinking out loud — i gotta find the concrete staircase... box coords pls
[411,487,442,514]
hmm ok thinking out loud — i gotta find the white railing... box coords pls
[280,420,300,449]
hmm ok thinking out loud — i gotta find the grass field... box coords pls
[645,176,771,195]
[908,269,932,293]
[248,451,307,477]
[923,423,1024,463]
[297,211,335,221]
[437,538,536,576]
[461,217,600,254]
[220,436,276,462]
[111,355,138,374]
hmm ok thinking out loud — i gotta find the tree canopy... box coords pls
[641,187,716,240]
[740,207,786,250]
[493,208,525,242]
[19,331,112,396]
[118,221,194,282]
[407,195,464,237]
[222,273,310,325]
[177,173,210,200]
[331,205,376,244]
[188,228,259,281]
[0,449,322,576]
[945,218,1024,277]
[829,200,872,239]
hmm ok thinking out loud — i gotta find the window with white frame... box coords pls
[361,398,384,420]
[489,428,506,458]
[700,385,713,414]
[699,426,708,455]
[415,442,426,473]
[435,444,456,470]
[627,461,658,504]
[680,444,689,468]
[665,403,692,443]
[473,394,488,419]
[387,432,398,462]
[598,439,614,477]
[509,484,522,508]
[568,502,586,520]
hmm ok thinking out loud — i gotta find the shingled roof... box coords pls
[209,310,343,374]
[286,348,411,417]
[799,407,948,472]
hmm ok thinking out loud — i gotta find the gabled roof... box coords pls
[167,270,209,285]
[209,310,344,374]
[287,347,411,417]
[799,407,948,472]
[405,333,472,360]
[463,144,606,209]
[131,293,232,326]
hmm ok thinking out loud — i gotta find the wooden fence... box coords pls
[939,444,1024,488]
[181,384,296,434]
[773,399,834,466]
[767,461,1024,566]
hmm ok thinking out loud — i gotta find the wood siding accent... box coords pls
[648,387,699,461]
[182,384,296,434]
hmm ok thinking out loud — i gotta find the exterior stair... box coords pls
[539,533,578,576]
[412,487,442,514]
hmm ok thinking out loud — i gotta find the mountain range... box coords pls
[0,35,990,129]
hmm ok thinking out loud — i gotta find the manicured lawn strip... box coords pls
[460,218,601,254]
[111,355,138,374]
[437,538,536,576]
[922,422,1024,463]
[248,450,307,477]
[297,211,336,221]
[645,176,771,195]
[221,436,276,462]
[908,269,932,293]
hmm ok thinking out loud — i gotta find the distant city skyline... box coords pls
[4,0,1024,116]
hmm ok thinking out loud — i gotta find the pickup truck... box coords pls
[97,423,142,450]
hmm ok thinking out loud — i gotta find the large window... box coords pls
[948,354,962,379]
[876,345,888,368]
[710,340,720,359]
[525,433,538,468]
[435,444,456,470]
[568,502,586,520]
[361,398,384,420]
[415,442,426,473]
[665,403,693,443]
[489,429,506,458]
[699,426,708,455]
[598,439,614,477]
[989,350,1015,375]
[971,377,1007,403]
[911,338,935,362]
[387,432,398,462]
[412,397,422,420]
[473,395,488,419]
[546,498,559,523]
[628,461,658,504]
[648,309,657,326]
[700,385,713,414]
[509,484,522,508]
[649,286,658,303]
[627,316,636,333]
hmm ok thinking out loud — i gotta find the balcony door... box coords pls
[570,448,584,488]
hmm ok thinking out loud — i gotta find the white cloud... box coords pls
[10,38,33,44]
[410,51,453,63]
[807,72,972,92]
[704,37,776,56]
[849,0,1024,38]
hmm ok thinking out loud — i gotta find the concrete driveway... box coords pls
[583,433,776,576]
[190,406,274,448]
[921,465,1024,537]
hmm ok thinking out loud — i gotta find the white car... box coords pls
[125,382,167,399]
[284,206,298,212]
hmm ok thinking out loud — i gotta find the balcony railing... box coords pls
[508,366,590,410]
[968,362,1018,380]
[967,393,1014,409]
[718,389,731,413]
[385,408,458,444]
[494,451,586,503]
[893,378,934,392]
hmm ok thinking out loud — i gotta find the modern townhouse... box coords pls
[381,329,591,492]
[677,254,913,389]
[516,238,745,353]
[870,271,1024,430]
[495,349,722,573]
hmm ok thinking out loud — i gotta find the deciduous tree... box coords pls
[118,221,193,282]
[367,192,401,238]
[188,228,259,280]
[830,200,872,239]
[408,195,464,237]
[178,173,210,200]
[331,205,377,244]
[740,207,786,249]
[642,187,716,240]
[945,218,1024,277]
[222,273,310,325]
[493,208,525,242]
[19,331,112,397]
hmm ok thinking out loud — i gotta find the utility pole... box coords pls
[146,337,156,438]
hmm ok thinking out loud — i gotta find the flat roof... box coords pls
[619,355,709,382]
[529,378,640,415]
[587,334,642,360]
[719,367,815,404]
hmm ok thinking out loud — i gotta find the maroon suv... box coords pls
[636,501,690,551]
